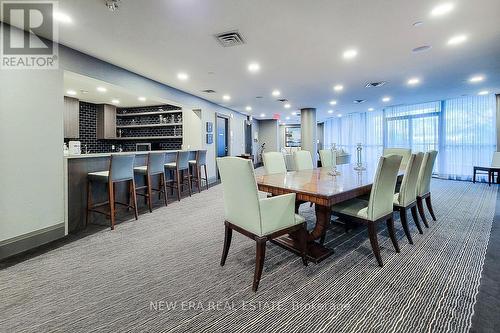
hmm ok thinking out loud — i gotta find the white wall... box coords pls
[0,68,64,242]
[258,119,279,153]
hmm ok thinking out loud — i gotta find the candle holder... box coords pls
[328,143,341,176]
[353,143,366,171]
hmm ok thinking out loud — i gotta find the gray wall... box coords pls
[497,94,500,151]
[258,119,279,153]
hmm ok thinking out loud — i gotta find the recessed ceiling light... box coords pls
[260,113,266,117]
[431,3,454,17]
[343,49,358,59]
[407,77,421,85]
[469,75,484,83]
[368,108,375,112]
[328,110,334,114]
[177,72,189,81]
[245,106,252,111]
[337,114,343,118]
[291,112,297,116]
[111,99,120,104]
[382,96,391,102]
[285,116,290,120]
[413,21,424,27]
[333,84,344,92]
[272,90,281,97]
[138,97,146,102]
[329,100,337,105]
[478,90,489,96]
[66,90,77,96]
[96,86,107,93]
[447,34,467,46]
[222,94,231,101]
[412,45,432,53]
[284,103,291,109]
[248,62,260,73]
[53,11,72,24]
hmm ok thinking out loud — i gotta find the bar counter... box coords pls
[64,150,195,233]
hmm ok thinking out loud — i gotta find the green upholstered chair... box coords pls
[165,151,192,201]
[416,150,438,226]
[393,153,424,244]
[134,152,168,212]
[217,157,308,292]
[86,154,138,230]
[319,149,333,168]
[293,150,314,171]
[332,155,402,267]
[189,150,209,192]
[262,152,287,174]
[383,148,412,169]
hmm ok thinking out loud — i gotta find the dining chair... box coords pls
[262,151,287,174]
[416,150,438,226]
[319,149,333,168]
[293,150,314,171]
[393,152,424,244]
[383,148,412,169]
[217,157,308,292]
[134,152,168,212]
[332,154,402,267]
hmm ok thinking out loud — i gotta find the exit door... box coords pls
[217,116,228,157]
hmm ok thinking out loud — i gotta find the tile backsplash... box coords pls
[65,102,183,153]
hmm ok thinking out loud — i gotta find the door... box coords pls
[217,116,228,157]
[244,121,252,154]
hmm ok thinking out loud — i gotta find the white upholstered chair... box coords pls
[416,150,438,226]
[262,152,287,174]
[319,149,334,168]
[293,150,314,171]
[383,148,412,169]
[217,157,308,292]
[332,155,403,267]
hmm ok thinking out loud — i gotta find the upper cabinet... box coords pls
[63,96,79,138]
[96,104,117,139]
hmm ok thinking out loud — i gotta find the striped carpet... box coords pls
[0,179,496,333]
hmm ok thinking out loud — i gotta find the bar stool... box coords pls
[189,150,209,192]
[164,151,192,201]
[134,152,168,212]
[86,154,138,230]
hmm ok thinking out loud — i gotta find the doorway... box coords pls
[244,119,252,154]
[216,116,229,158]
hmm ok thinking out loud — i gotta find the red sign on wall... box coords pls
[273,113,281,120]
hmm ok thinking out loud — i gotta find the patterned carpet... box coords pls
[0,179,496,333]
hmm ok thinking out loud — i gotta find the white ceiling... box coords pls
[54,0,500,121]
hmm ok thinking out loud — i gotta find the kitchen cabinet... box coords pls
[96,104,117,139]
[63,96,79,138]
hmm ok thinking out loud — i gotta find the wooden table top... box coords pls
[256,164,403,206]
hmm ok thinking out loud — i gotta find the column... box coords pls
[300,108,317,166]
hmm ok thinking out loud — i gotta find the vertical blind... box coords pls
[323,94,497,180]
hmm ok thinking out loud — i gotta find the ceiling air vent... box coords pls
[353,99,366,104]
[365,81,387,88]
[201,89,216,93]
[214,30,246,47]
[277,99,288,102]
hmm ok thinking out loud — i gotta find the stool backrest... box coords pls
[147,152,166,175]
[398,153,424,207]
[263,152,287,174]
[293,150,314,171]
[197,150,207,165]
[367,155,402,221]
[110,154,135,181]
[177,151,190,170]
[319,149,333,168]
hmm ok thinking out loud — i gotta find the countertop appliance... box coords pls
[136,143,151,152]
[68,141,81,155]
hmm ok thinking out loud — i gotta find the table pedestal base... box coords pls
[271,236,333,264]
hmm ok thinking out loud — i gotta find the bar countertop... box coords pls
[64,150,186,159]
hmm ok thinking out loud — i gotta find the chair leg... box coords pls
[416,197,429,228]
[86,180,92,228]
[253,239,266,292]
[108,182,115,230]
[161,173,168,206]
[146,174,153,213]
[187,168,192,197]
[386,217,400,253]
[410,206,423,234]
[175,168,181,201]
[131,179,139,220]
[399,208,413,244]
[299,224,309,266]
[425,195,437,221]
[367,223,383,267]
[220,224,232,266]
[204,165,209,190]
[197,165,202,193]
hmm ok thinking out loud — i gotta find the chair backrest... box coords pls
[196,150,207,166]
[492,152,500,167]
[109,154,135,181]
[263,152,287,174]
[398,153,424,207]
[367,155,402,221]
[383,148,412,169]
[293,150,314,171]
[147,152,166,175]
[417,150,438,196]
[216,157,262,235]
[177,151,190,170]
[319,149,333,168]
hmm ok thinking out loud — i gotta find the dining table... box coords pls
[255,163,404,263]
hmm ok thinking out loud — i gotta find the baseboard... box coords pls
[0,223,65,261]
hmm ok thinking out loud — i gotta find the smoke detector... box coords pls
[105,0,121,12]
